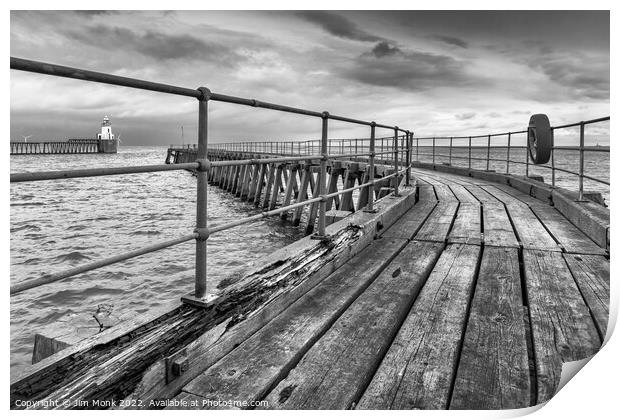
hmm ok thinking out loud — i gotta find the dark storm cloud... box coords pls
[367,41,402,58]
[63,25,238,62]
[343,42,467,91]
[431,35,468,49]
[296,11,385,42]
[535,56,609,100]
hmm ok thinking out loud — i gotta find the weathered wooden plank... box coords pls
[530,206,606,255]
[448,184,479,204]
[414,202,458,243]
[381,201,436,241]
[563,254,610,339]
[522,250,601,404]
[432,184,459,202]
[447,203,481,245]
[357,244,481,410]
[479,185,528,209]
[493,183,546,207]
[507,205,560,252]
[464,185,502,205]
[264,241,445,410]
[450,247,531,409]
[417,184,437,202]
[483,204,520,248]
[180,237,410,408]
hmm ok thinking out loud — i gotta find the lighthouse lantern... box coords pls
[97,115,115,140]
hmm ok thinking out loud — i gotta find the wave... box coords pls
[53,251,92,263]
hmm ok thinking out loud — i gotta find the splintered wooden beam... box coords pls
[176,237,410,409]
[11,225,367,410]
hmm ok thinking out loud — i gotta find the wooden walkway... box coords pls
[169,167,609,410]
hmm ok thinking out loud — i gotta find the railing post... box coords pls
[449,136,453,165]
[416,138,419,161]
[193,87,211,300]
[405,131,411,186]
[393,127,400,196]
[468,136,472,169]
[551,128,556,187]
[525,135,530,177]
[506,132,511,174]
[432,137,435,165]
[486,135,491,171]
[314,112,329,238]
[578,121,585,200]
[365,122,377,212]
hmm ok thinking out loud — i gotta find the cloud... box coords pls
[341,42,468,91]
[62,25,240,63]
[432,35,469,49]
[367,41,402,58]
[296,11,384,42]
[456,112,476,120]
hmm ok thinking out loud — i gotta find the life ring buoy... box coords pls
[527,114,552,164]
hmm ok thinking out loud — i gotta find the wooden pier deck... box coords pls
[168,167,608,410]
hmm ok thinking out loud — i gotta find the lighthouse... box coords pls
[96,115,119,153]
[97,115,115,140]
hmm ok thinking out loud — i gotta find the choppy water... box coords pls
[9,144,609,375]
[10,146,305,374]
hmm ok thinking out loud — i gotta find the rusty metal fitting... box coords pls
[395,126,399,131]
[319,195,328,202]
[322,111,330,119]
[251,99,258,107]
[197,87,211,102]
[322,153,329,161]
[196,158,211,172]
[194,227,210,241]
[371,121,376,127]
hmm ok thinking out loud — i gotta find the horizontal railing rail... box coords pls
[407,117,609,201]
[10,56,414,298]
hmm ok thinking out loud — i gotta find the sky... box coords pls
[9,10,610,146]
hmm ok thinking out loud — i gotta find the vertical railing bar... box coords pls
[366,123,376,212]
[468,136,472,169]
[316,112,329,237]
[486,135,491,171]
[432,137,435,165]
[578,121,585,200]
[449,136,453,166]
[393,127,400,196]
[405,131,411,186]
[194,87,210,299]
[551,128,556,187]
[506,132,511,174]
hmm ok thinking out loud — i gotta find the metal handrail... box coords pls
[10,57,414,297]
[410,117,610,200]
